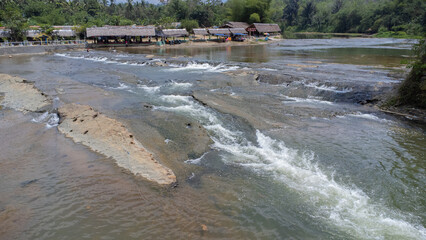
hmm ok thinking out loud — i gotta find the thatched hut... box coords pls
[157,29,189,38]
[229,28,248,35]
[51,26,76,39]
[246,23,281,36]
[86,26,156,44]
[193,28,208,36]
[220,22,250,29]
[25,29,43,40]
[192,28,208,40]
[208,28,231,36]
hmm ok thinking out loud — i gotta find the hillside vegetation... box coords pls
[393,39,426,109]
[0,0,425,40]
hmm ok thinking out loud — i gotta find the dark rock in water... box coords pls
[257,73,302,85]
[20,179,38,187]
[358,98,379,105]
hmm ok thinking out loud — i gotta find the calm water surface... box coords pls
[0,38,424,239]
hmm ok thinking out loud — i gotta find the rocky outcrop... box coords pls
[0,74,51,112]
[57,103,176,185]
[256,73,302,85]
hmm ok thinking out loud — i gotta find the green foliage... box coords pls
[249,13,261,23]
[282,0,299,26]
[0,0,225,31]
[40,24,54,35]
[396,39,426,108]
[270,0,425,36]
[181,19,199,33]
[1,3,28,41]
[0,0,424,38]
[157,16,176,29]
[227,0,271,23]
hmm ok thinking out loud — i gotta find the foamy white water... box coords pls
[167,80,193,88]
[160,95,192,104]
[154,96,425,240]
[111,82,130,90]
[166,62,239,73]
[31,112,59,128]
[283,96,334,105]
[46,113,59,128]
[55,53,146,66]
[137,84,161,92]
[185,152,208,165]
[305,82,353,93]
[338,112,392,123]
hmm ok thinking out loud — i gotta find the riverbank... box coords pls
[89,37,278,49]
[0,44,85,56]
[284,31,423,39]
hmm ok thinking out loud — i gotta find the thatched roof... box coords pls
[26,30,42,38]
[193,28,208,36]
[208,28,231,35]
[158,29,189,37]
[221,22,250,29]
[0,30,10,38]
[249,23,281,33]
[229,28,248,34]
[52,29,76,37]
[86,26,156,37]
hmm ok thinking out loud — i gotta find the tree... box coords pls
[283,0,298,26]
[181,19,198,32]
[332,0,343,14]
[300,1,316,27]
[1,3,28,41]
[249,13,260,23]
[395,39,426,108]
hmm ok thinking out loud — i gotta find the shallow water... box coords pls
[0,38,425,239]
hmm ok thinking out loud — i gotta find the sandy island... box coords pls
[0,73,177,185]
[0,74,51,112]
[57,104,176,185]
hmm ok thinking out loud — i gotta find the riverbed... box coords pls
[0,38,424,239]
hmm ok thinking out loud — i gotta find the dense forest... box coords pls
[0,0,425,40]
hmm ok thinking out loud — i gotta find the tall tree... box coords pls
[283,0,298,26]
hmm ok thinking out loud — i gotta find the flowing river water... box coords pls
[0,38,425,239]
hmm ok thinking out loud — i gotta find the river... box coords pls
[0,38,424,239]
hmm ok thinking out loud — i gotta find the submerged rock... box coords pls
[256,73,302,85]
[0,74,51,112]
[57,103,176,185]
